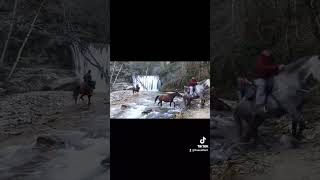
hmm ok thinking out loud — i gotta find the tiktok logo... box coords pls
[200,137,206,144]
[189,136,208,152]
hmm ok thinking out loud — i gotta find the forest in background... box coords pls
[211,0,320,98]
[0,0,109,94]
[110,61,210,91]
[0,0,109,71]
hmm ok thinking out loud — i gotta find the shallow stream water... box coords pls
[110,91,185,119]
[0,128,109,180]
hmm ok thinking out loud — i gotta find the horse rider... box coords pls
[237,71,252,100]
[188,77,198,97]
[254,49,285,112]
[83,70,93,89]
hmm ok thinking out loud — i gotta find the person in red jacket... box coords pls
[188,77,198,96]
[254,49,285,112]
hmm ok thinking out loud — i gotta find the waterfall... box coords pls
[70,43,109,92]
[132,75,161,91]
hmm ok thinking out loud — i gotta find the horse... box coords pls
[183,79,210,109]
[124,85,140,94]
[234,56,320,145]
[154,90,182,107]
[73,81,96,105]
[133,86,140,94]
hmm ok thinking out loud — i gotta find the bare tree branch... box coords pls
[0,0,18,67]
[7,0,46,80]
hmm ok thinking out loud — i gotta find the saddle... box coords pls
[240,80,274,104]
[81,81,96,94]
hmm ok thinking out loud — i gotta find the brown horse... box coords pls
[124,85,140,94]
[73,81,96,105]
[154,90,182,107]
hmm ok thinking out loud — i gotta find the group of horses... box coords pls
[234,55,320,147]
[154,79,210,109]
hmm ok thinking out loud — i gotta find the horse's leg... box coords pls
[252,116,269,148]
[80,94,84,101]
[170,101,172,107]
[158,101,161,106]
[88,95,91,105]
[297,120,305,140]
[74,95,78,104]
[234,109,244,141]
[292,121,298,137]
[296,113,305,139]
[289,110,302,138]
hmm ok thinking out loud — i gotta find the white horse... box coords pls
[234,56,320,144]
[183,79,210,108]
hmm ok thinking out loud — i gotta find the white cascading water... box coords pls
[70,43,109,92]
[132,75,161,91]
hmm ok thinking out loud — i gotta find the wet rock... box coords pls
[123,85,134,90]
[279,134,299,149]
[121,104,129,110]
[142,108,152,114]
[112,82,132,91]
[101,157,110,168]
[8,131,24,136]
[36,134,65,149]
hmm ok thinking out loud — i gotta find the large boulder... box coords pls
[35,134,66,149]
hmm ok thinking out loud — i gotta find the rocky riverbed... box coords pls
[0,91,109,180]
[211,94,320,180]
[110,90,210,119]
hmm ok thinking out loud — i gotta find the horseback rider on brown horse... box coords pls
[73,70,96,105]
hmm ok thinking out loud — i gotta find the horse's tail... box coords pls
[155,95,159,103]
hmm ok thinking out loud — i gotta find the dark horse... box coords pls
[125,85,140,94]
[154,90,182,107]
[73,81,96,105]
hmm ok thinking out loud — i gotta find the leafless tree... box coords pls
[7,0,46,80]
[0,0,18,67]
